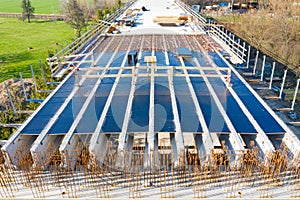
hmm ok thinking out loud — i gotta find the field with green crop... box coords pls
[0,0,60,14]
[0,17,74,82]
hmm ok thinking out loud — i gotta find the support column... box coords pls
[4,82,16,114]
[20,72,28,101]
[40,60,47,84]
[30,65,38,92]
[242,42,246,60]
[260,55,266,82]
[147,53,155,169]
[246,45,251,69]
[117,36,145,169]
[169,66,184,167]
[253,50,259,75]
[91,50,95,67]
[92,134,109,164]
[291,79,300,111]
[269,62,276,89]
[279,69,288,99]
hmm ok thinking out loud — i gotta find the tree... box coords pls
[21,0,35,23]
[62,0,87,37]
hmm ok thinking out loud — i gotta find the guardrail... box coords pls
[175,0,247,62]
[175,0,207,24]
[210,25,247,62]
[47,0,137,77]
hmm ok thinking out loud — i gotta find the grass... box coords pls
[0,17,74,82]
[0,0,96,14]
[0,0,60,14]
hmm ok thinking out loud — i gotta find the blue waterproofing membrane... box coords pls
[173,77,202,132]
[203,70,218,75]
[140,51,152,66]
[155,51,166,66]
[122,69,132,74]
[207,77,257,133]
[127,78,150,132]
[157,69,168,74]
[232,75,284,133]
[208,52,228,68]
[154,77,175,132]
[177,48,192,57]
[190,77,230,132]
[110,52,126,67]
[138,51,152,74]
[209,52,284,133]
[21,75,76,134]
[193,52,209,66]
[80,55,92,69]
[73,77,115,133]
[182,57,194,67]
[97,52,114,66]
[74,52,126,133]
[101,77,132,132]
[168,52,181,66]
[48,77,98,134]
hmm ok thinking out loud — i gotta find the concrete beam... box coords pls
[117,35,145,168]
[59,37,123,169]
[89,36,134,164]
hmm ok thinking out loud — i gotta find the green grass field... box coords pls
[0,17,74,82]
[0,0,96,14]
[0,0,60,14]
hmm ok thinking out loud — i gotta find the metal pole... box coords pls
[237,38,240,56]
[30,65,38,92]
[246,45,251,69]
[269,62,276,89]
[260,55,266,82]
[253,50,259,75]
[91,50,95,67]
[225,30,228,44]
[4,82,16,114]
[242,42,246,60]
[279,69,288,99]
[232,35,235,53]
[40,60,47,84]
[291,79,300,111]
[20,72,28,101]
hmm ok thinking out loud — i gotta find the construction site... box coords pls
[1,0,300,198]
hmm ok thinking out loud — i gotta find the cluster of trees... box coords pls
[224,0,300,73]
[21,0,122,36]
[188,0,299,73]
[61,0,122,37]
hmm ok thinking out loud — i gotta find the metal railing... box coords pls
[175,0,207,24]
[47,0,137,76]
[175,0,247,62]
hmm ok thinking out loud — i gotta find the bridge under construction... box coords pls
[1,0,300,198]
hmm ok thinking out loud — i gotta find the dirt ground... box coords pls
[0,79,33,111]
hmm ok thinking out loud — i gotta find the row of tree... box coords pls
[62,0,122,37]
[191,0,299,73]
[223,0,300,72]
[21,0,122,36]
